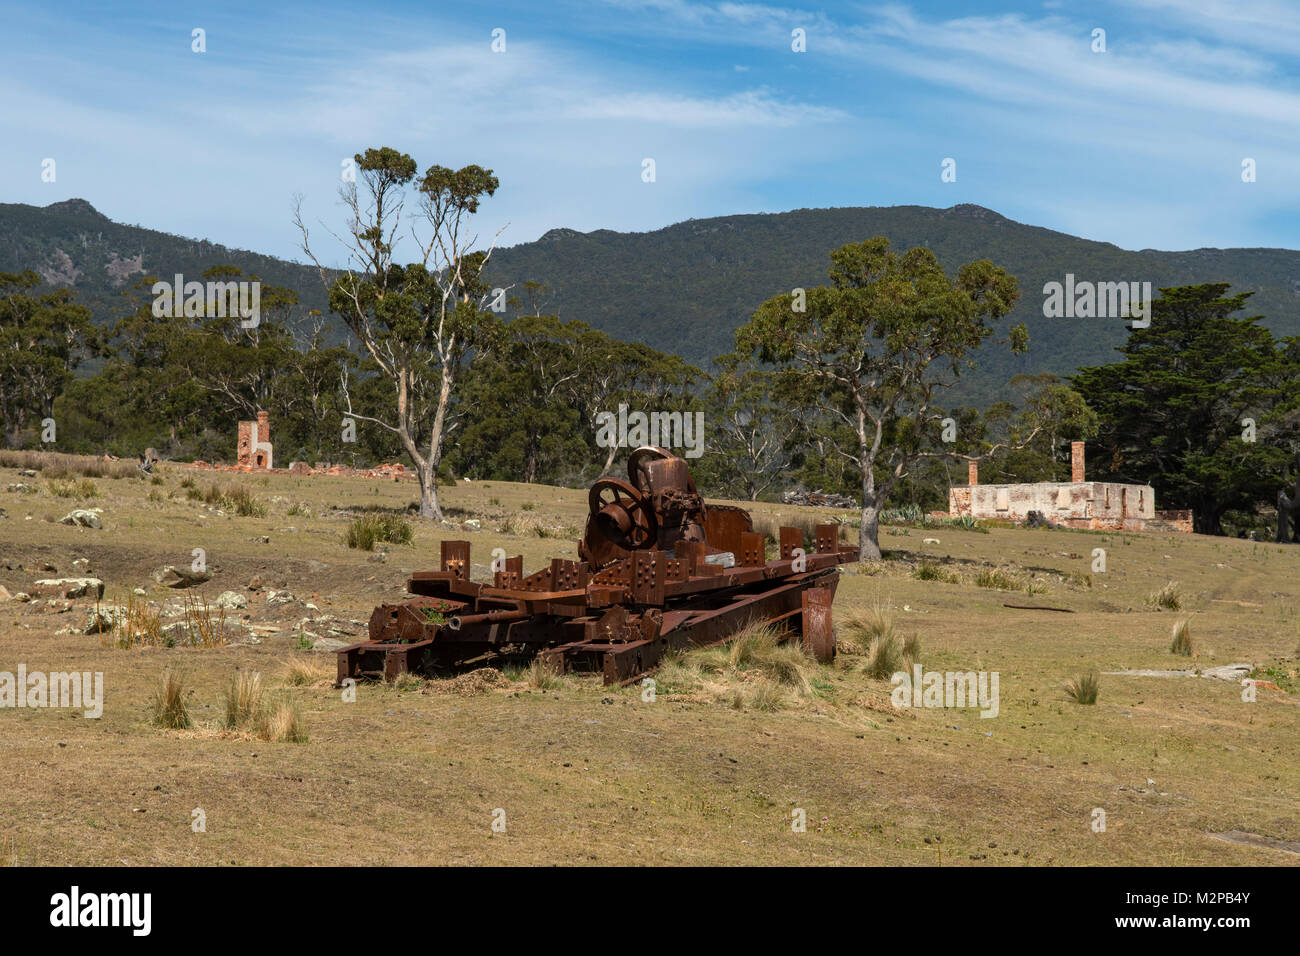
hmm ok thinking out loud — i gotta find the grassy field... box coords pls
[1,454,1297,866]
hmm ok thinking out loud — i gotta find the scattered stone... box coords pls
[38,561,58,572]
[0,586,10,601]
[17,469,36,478]
[71,558,91,572]
[248,574,265,591]
[464,518,482,530]
[132,587,147,596]
[923,537,940,545]
[13,592,30,602]
[311,636,348,652]
[213,590,248,610]
[59,510,102,529]
[34,577,105,600]
[7,483,34,493]
[367,552,388,564]
[250,535,270,544]
[55,626,82,635]
[266,590,296,606]
[85,606,125,634]
[152,565,212,589]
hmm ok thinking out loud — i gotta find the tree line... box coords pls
[3,147,1297,555]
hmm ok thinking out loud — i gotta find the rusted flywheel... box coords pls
[589,476,658,551]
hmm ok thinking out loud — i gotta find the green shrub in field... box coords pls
[344,513,414,550]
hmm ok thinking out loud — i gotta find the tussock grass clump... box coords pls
[222,671,309,742]
[150,671,192,729]
[181,595,230,648]
[226,484,269,518]
[659,622,822,711]
[862,634,902,680]
[527,657,563,690]
[282,657,334,687]
[344,512,414,550]
[1170,618,1194,656]
[223,671,264,730]
[102,593,163,648]
[913,561,957,583]
[1147,581,1182,611]
[258,699,309,743]
[974,567,1018,590]
[838,602,895,655]
[47,478,99,499]
[1064,670,1100,705]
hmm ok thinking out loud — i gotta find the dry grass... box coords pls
[1064,670,1100,705]
[282,656,335,687]
[974,567,1019,590]
[841,602,920,680]
[223,670,264,730]
[655,622,824,710]
[1147,580,1183,611]
[1170,618,1194,656]
[0,448,137,479]
[526,657,564,690]
[257,698,309,743]
[47,477,100,499]
[2,452,1298,865]
[180,595,231,648]
[149,670,192,729]
[100,593,164,648]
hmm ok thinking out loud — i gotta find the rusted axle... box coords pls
[446,609,531,631]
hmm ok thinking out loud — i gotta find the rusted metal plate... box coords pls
[630,550,665,605]
[739,531,766,567]
[440,540,470,578]
[814,524,838,554]
[801,586,835,662]
[779,526,802,561]
[494,555,523,588]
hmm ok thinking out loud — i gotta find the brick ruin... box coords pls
[189,409,411,480]
[236,410,273,470]
[949,442,1193,532]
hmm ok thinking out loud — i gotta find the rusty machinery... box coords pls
[336,446,857,687]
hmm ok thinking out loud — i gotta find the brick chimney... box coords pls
[1071,441,1085,483]
[968,460,978,486]
[257,410,269,433]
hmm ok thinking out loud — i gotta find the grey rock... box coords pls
[59,510,102,529]
[152,565,212,588]
[35,577,105,600]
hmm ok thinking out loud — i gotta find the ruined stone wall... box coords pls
[954,481,1156,524]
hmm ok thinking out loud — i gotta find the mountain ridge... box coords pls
[4,197,1298,406]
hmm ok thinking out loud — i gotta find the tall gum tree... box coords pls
[734,238,1028,561]
[295,148,504,520]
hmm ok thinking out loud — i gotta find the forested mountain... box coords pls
[4,198,1298,406]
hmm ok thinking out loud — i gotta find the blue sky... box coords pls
[3,0,1298,265]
